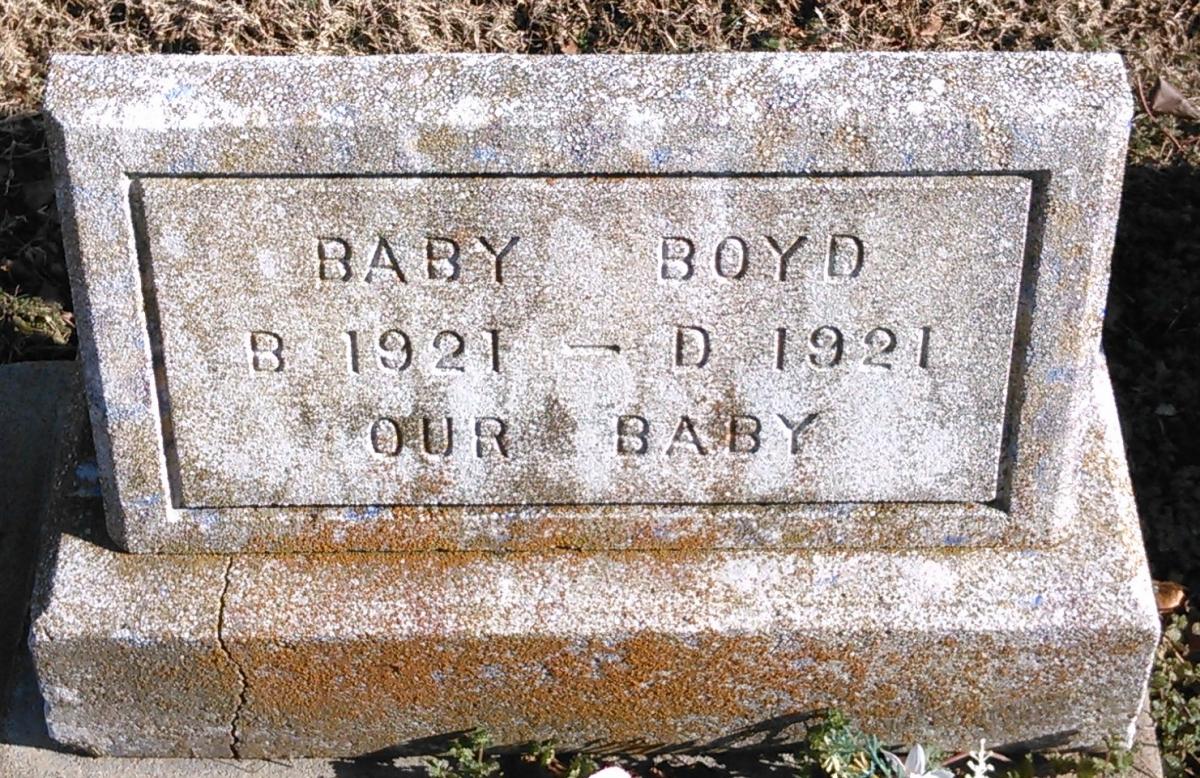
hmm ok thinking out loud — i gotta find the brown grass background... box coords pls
[0,2,1199,767]
[1,1,1198,151]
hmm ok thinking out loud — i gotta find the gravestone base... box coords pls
[29,363,1158,759]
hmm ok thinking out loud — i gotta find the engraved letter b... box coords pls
[317,237,352,281]
[729,415,761,454]
[660,237,695,280]
[617,415,649,455]
[249,331,284,372]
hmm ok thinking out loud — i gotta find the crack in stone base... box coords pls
[216,556,248,759]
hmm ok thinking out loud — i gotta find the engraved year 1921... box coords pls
[343,328,503,374]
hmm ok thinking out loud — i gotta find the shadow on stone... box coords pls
[328,756,431,778]
[326,712,823,778]
[0,645,77,753]
[1104,162,1200,591]
[0,361,80,746]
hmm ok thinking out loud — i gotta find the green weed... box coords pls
[521,739,600,778]
[427,729,501,778]
[1151,611,1200,777]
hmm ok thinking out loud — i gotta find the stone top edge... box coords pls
[43,50,1132,124]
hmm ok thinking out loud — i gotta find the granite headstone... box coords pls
[30,52,1158,758]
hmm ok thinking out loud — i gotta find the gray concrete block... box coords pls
[26,363,1158,758]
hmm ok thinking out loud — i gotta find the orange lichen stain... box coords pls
[227,495,1031,556]
[229,621,1095,759]
[232,632,820,756]
[415,126,469,159]
[829,124,870,157]
[232,503,765,555]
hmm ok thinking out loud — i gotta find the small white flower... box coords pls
[884,745,954,778]
[590,767,633,778]
[968,740,996,778]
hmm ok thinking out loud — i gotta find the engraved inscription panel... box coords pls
[135,176,1030,507]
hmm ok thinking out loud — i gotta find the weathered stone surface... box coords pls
[36,51,1155,761]
[45,52,1131,553]
[28,362,1159,757]
[27,390,241,756]
[140,175,1027,507]
[2,686,1167,778]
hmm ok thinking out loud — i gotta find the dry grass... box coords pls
[0,1,1198,769]
[0,1,1196,163]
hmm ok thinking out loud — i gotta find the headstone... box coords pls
[31,52,1158,757]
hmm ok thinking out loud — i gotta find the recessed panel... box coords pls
[135,175,1029,507]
